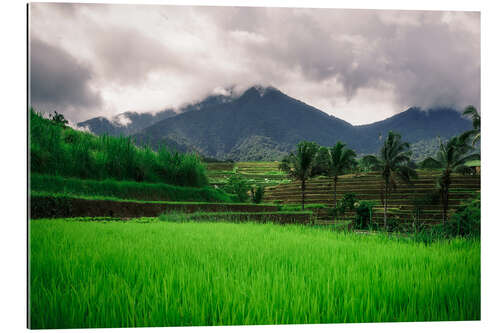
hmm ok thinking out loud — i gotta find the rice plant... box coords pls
[29,219,480,328]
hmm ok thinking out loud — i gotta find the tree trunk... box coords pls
[441,170,451,224]
[333,177,338,223]
[334,176,338,208]
[301,179,306,211]
[442,188,449,224]
[384,182,388,229]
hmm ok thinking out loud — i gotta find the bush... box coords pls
[411,195,480,242]
[223,174,251,202]
[419,157,442,169]
[329,193,357,218]
[251,185,265,204]
[442,195,480,238]
[354,200,376,229]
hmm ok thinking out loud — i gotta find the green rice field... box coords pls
[29,218,480,328]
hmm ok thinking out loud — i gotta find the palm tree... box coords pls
[279,141,319,210]
[462,105,480,145]
[367,132,417,228]
[424,134,480,223]
[326,142,357,208]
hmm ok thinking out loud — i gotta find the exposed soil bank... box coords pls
[30,195,279,219]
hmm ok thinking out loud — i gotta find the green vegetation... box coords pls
[224,135,289,161]
[30,109,208,187]
[419,156,442,169]
[354,200,377,229]
[250,185,265,204]
[410,137,443,162]
[465,160,481,168]
[361,132,417,227]
[30,191,235,205]
[31,173,235,203]
[206,161,289,188]
[158,211,313,224]
[279,203,327,211]
[358,155,380,172]
[462,105,480,145]
[279,141,320,210]
[329,193,358,220]
[30,219,480,329]
[48,110,69,127]
[424,134,480,223]
[441,194,480,238]
[222,173,251,202]
[29,95,481,330]
[411,195,480,243]
[322,142,357,208]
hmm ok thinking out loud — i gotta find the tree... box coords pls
[250,185,264,204]
[368,132,417,228]
[462,105,480,145]
[279,141,319,210]
[419,156,442,169]
[359,155,381,172]
[311,146,331,176]
[49,111,69,127]
[223,173,251,202]
[325,142,357,209]
[424,134,480,224]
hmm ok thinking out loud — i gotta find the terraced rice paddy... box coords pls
[206,161,289,187]
[29,218,480,328]
[264,171,480,225]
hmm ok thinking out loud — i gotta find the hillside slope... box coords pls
[133,86,472,160]
[78,92,237,136]
[134,86,365,160]
[355,107,472,152]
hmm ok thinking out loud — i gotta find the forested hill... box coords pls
[133,86,361,161]
[77,92,237,137]
[133,86,472,160]
[355,107,472,147]
[79,85,473,161]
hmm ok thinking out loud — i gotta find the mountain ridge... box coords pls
[79,85,473,161]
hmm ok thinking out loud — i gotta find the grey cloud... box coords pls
[221,8,479,111]
[29,38,102,113]
[29,4,480,124]
[91,26,185,85]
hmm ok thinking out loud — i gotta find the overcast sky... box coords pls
[29,2,480,125]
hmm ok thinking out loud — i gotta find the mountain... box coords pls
[77,110,177,136]
[80,85,473,161]
[132,86,473,161]
[355,107,473,151]
[133,86,364,160]
[78,90,238,136]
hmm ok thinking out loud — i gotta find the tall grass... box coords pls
[29,109,208,187]
[30,219,480,328]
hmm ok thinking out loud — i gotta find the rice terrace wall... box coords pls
[30,195,280,219]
